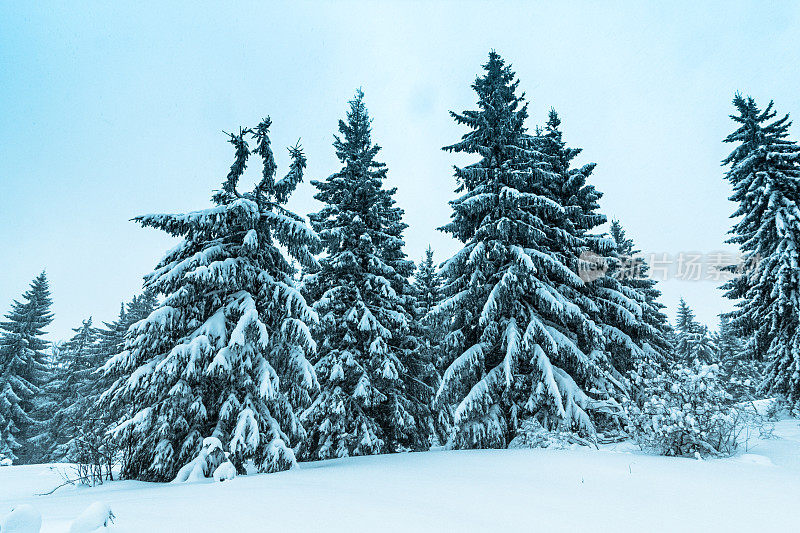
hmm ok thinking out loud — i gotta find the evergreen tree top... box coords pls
[423,245,435,267]
[536,108,603,235]
[721,95,800,258]
[334,89,382,167]
[723,94,796,168]
[676,298,696,334]
[310,89,411,278]
[136,120,318,279]
[445,50,528,150]
[414,245,441,316]
[65,317,94,348]
[443,51,537,193]
[211,118,308,208]
[541,108,583,175]
[1,271,53,341]
[440,51,557,245]
[609,220,633,256]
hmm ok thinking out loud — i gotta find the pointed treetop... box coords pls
[4,270,54,330]
[471,50,525,117]
[213,128,250,204]
[444,51,528,158]
[334,88,380,165]
[610,219,634,256]
[253,117,277,191]
[724,93,795,168]
[676,298,696,333]
[545,107,562,137]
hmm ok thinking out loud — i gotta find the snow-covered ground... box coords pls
[2,419,799,532]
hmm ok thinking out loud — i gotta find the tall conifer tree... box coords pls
[0,272,54,463]
[302,90,434,459]
[434,52,624,449]
[721,95,800,405]
[537,112,671,378]
[103,120,320,480]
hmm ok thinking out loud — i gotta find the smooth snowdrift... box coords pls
[68,502,114,533]
[0,504,42,533]
[2,419,799,532]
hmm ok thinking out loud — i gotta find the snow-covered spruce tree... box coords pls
[674,297,695,353]
[537,110,669,376]
[301,90,435,459]
[674,298,716,363]
[102,119,320,481]
[415,246,442,318]
[0,272,54,464]
[715,314,743,363]
[715,314,761,401]
[414,246,446,382]
[97,293,157,374]
[53,294,159,483]
[43,318,100,462]
[720,95,800,405]
[94,293,157,409]
[607,219,673,364]
[414,246,450,442]
[434,52,625,449]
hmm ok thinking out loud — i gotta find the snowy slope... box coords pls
[2,419,799,532]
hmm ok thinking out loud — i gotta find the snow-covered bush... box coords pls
[0,452,11,467]
[625,362,744,458]
[173,437,232,483]
[508,418,598,450]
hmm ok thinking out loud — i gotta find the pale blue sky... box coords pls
[2,1,799,341]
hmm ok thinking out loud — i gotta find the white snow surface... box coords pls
[2,419,799,532]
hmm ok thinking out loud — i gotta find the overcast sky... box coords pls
[2,1,799,341]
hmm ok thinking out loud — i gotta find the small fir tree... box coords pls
[43,318,100,462]
[415,246,442,318]
[674,298,716,363]
[715,314,760,401]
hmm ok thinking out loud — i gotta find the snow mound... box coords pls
[212,461,237,482]
[1,504,42,533]
[69,501,115,533]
